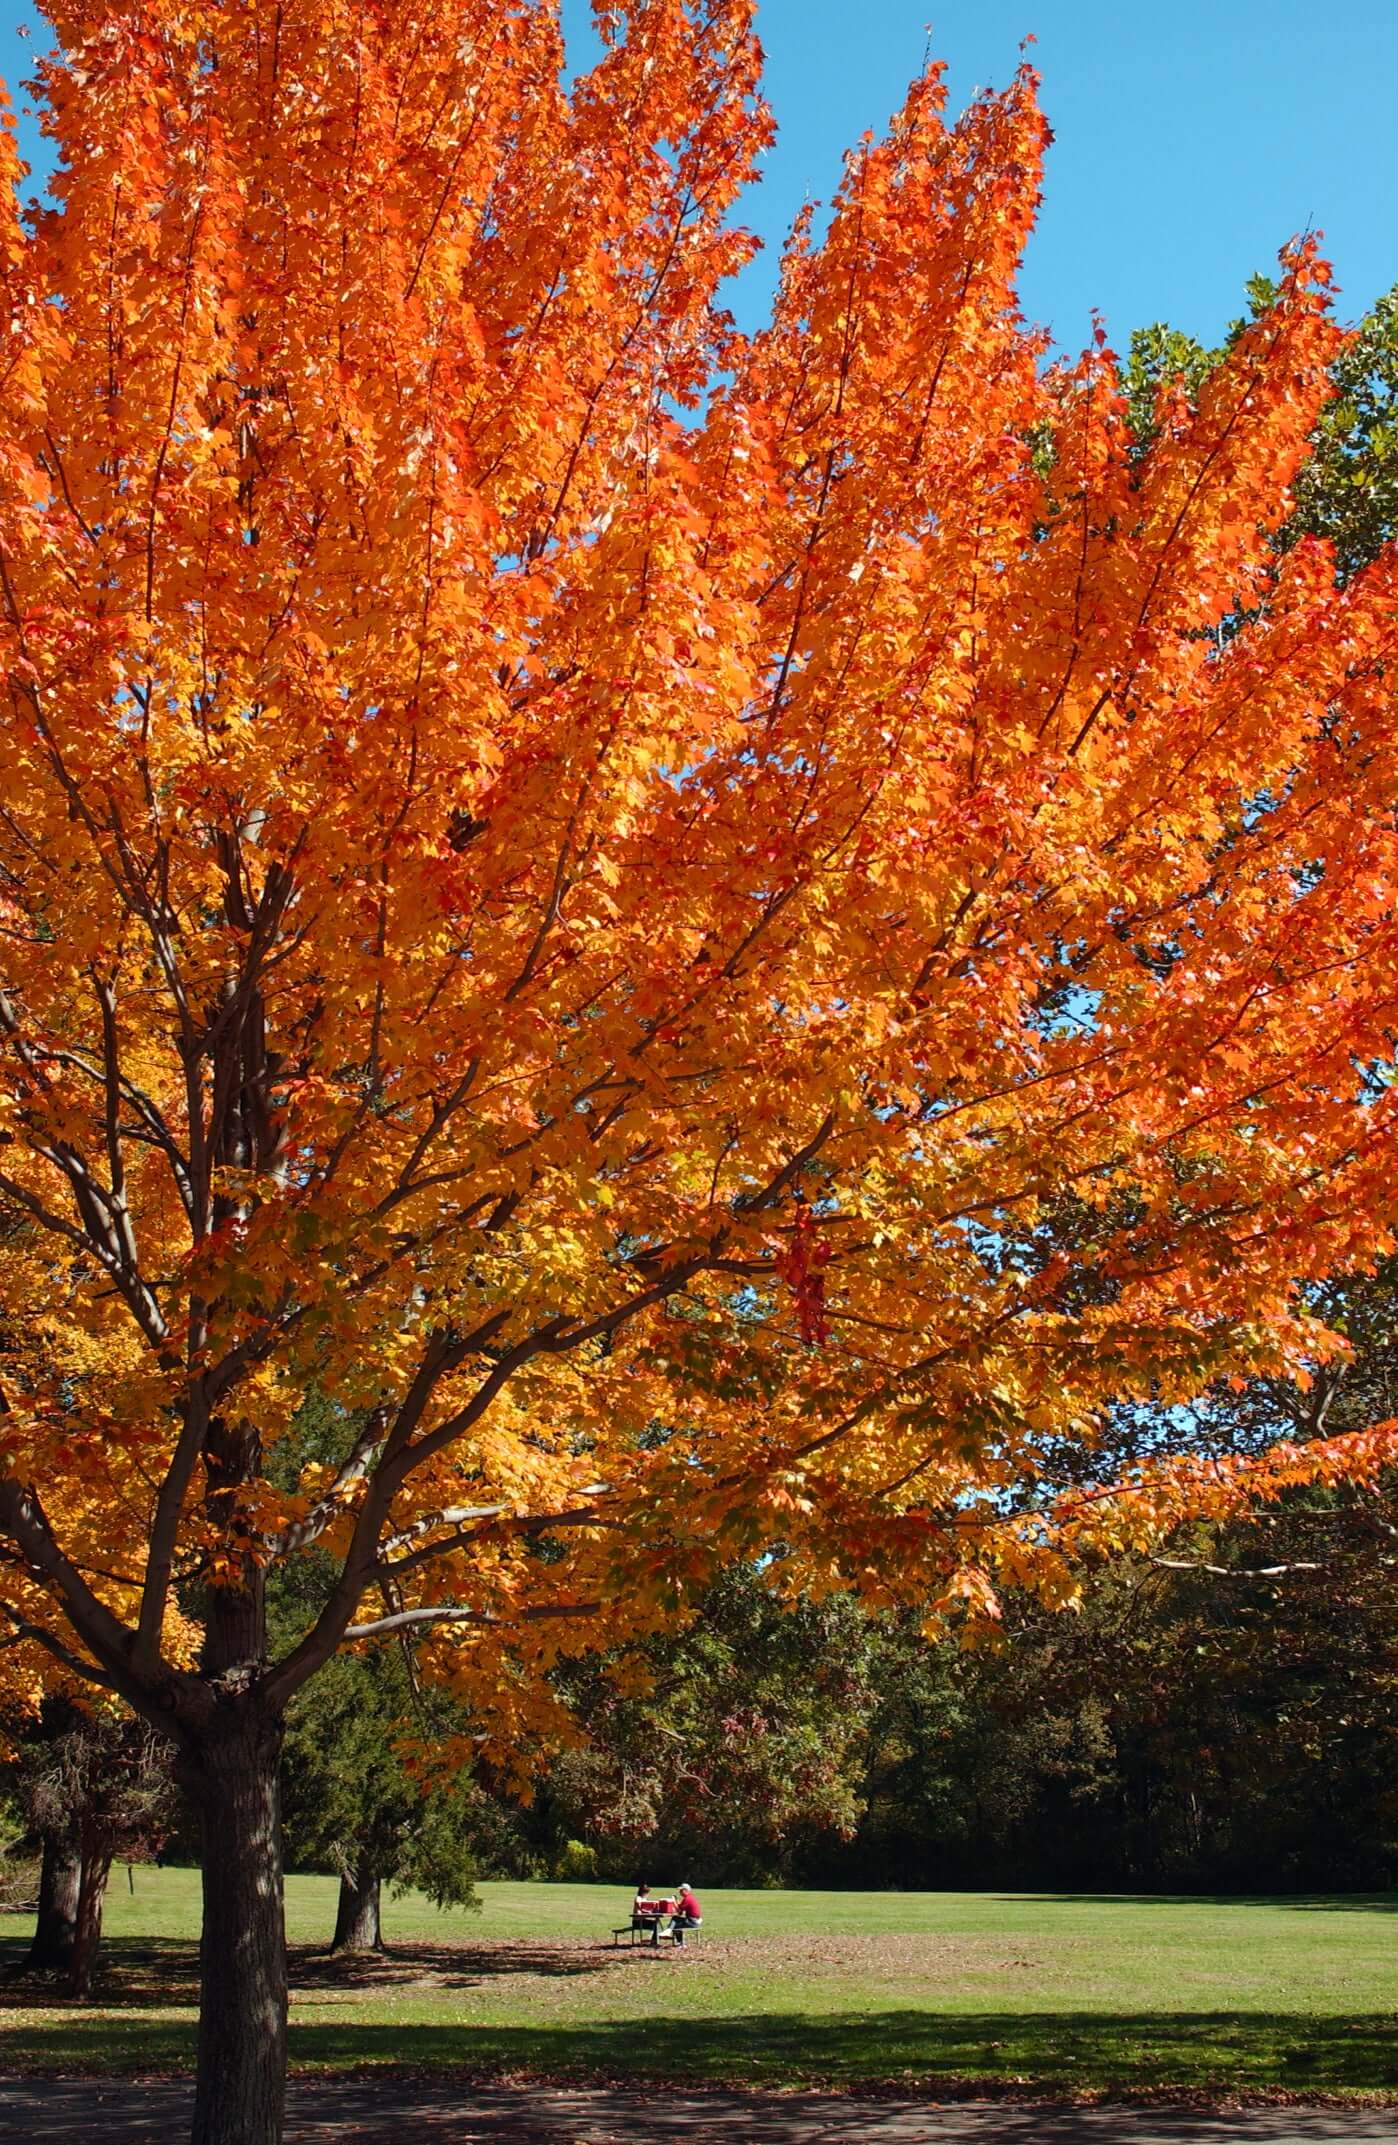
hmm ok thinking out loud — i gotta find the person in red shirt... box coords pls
[672,1882,702,1946]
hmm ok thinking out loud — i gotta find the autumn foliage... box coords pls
[1,1,1397,2134]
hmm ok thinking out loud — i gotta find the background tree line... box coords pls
[9,1249,1396,1979]
[8,1433,1394,1978]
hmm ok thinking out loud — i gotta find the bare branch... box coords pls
[1150,1556,1326,1578]
[380,1504,620,1580]
[343,1599,600,1642]
[733,1111,837,1213]
[133,1382,211,1674]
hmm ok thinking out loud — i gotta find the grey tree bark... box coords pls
[331,1868,384,1954]
[182,1704,287,2145]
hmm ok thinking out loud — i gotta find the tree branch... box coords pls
[1150,1557,1326,1578]
[0,1481,135,1663]
[380,1503,619,1580]
[342,1599,600,1643]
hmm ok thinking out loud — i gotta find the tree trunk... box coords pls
[183,1411,287,2145]
[27,1830,80,1973]
[183,1705,287,2145]
[68,1832,112,1999]
[331,1867,384,1953]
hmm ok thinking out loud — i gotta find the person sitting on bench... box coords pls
[671,1881,702,1946]
[632,1881,665,1946]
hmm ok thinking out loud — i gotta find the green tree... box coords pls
[281,1645,481,1952]
[1126,277,1398,580]
[269,1403,485,1951]
[546,1567,878,1884]
[1288,286,1398,577]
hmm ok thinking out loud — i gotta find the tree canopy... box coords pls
[1,3,1397,2138]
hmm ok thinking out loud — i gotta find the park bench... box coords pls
[611,1912,702,1948]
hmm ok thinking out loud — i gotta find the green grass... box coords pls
[3,1870,1396,2097]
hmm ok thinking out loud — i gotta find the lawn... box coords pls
[3,1872,1395,2098]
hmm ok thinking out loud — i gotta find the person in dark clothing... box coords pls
[632,1881,664,1946]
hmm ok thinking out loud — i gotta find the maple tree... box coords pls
[2,0,1398,2137]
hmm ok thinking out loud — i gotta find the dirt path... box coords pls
[3,2079,1396,2143]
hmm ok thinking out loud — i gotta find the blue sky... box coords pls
[716,0,1398,350]
[2,0,1393,356]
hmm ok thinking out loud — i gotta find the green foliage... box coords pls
[270,1399,485,1914]
[4,1701,177,1869]
[552,1839,599,1881]
[280,1636,483,1912]
[543,1568,879,1884]
[536,1481,1398,1893]
[1125,277,1398,583]
[1123,324,1219,455]
[878,1503,1398,1892]
[266,1310,1398,1907]
[1287,284,1398,576]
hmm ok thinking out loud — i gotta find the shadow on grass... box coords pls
[3,2009,1395,2093]
[0,1935,198,2009]
[1268,1897,1398,1914]
[292,1941,619,1989]
[998,1894,1398,1915]
[0,1933,618,2012]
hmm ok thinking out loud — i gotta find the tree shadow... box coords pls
[1269,1896,1398,1913]
[295,2012,1398,2101]
[273,2010,1398,2092]
[994,1893,1398,1913]
[0,1935,201,2008]
[0,1931,637,2012]
[291,1939,621,1988]
[8,2072,1398,2145]
[5,2002,1395,2096]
